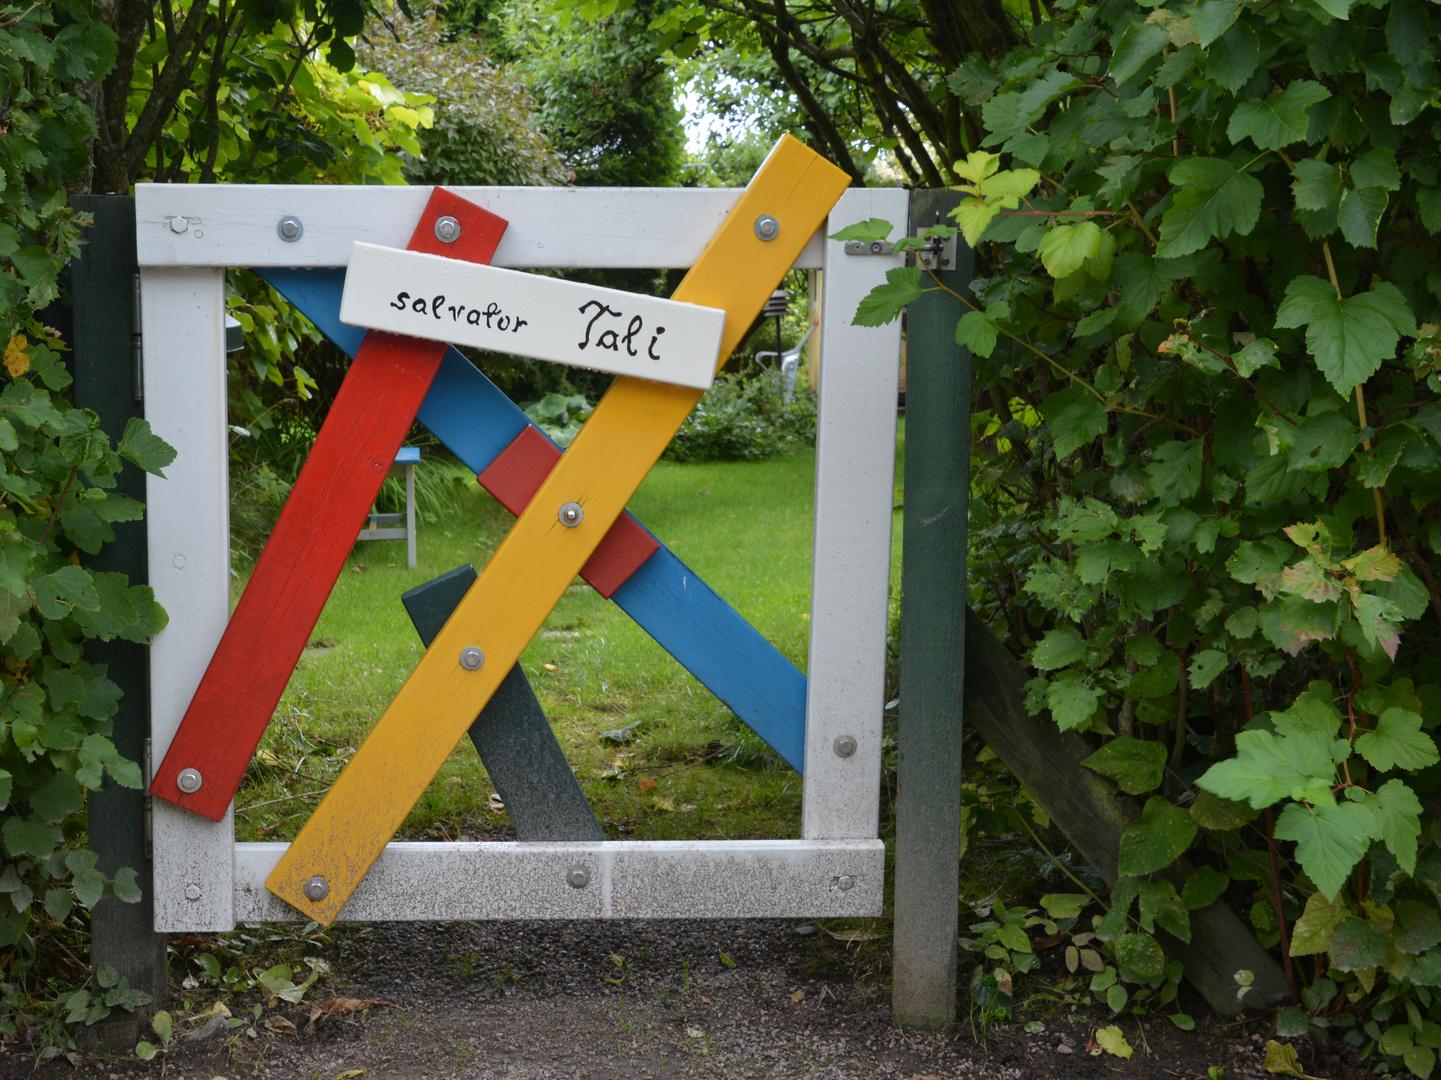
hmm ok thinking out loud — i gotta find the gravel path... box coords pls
[1,919,1364,1079]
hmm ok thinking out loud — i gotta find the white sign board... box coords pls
[338,242,725,390]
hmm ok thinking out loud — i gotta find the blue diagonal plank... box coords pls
[260,267,809,772]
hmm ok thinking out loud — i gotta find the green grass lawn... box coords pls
[234,446,866,845]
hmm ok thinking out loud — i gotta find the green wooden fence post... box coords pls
[892,189,973,1029]
[71,196,168,1034]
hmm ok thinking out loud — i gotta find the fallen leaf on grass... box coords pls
[652,796,675,811]
[636,777,659,793]
[487,792,505,813]
[263,1016,296,1034]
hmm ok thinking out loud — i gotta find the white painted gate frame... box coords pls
[136,183,909,932]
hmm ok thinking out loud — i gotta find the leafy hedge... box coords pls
[0,0,177,1019]
[850,0,1441,1067]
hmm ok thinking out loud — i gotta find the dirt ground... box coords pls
[1,919,1366,1080]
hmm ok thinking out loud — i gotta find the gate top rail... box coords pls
[136,185,826,271]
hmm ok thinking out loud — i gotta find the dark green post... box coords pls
[71,196,168,1035]
[892,189,973,1029]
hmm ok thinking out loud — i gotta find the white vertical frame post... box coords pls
[141,268,237,932]
[801,189,908,840]
[137,184,907,929]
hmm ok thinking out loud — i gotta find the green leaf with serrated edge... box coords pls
[1207,23,1260,94]
[1276,1007,1310,1038]
[116,417,176,478]
[1082,737,1167,794]
[1047,672,1100,731]
[1352,147,1401,191]
[1138,879,1190,940]
[1293,158,1342,213]
[1190,790,1259,830]
[1274,277,1418,396]
[1286,411,1361,472]
[1033,626,1086,671]
[1353,592,1403,659]
[1109,21,1168,85]
[1336,184,1390,248]
[954,310,998,358]
[1356,709,1439,772]
[1274,802,1371,901]
[1118,796,1197,876]
[1364,779,1423,875]
[1289,889,1347,955]
[1038,222,1102,279]
[1328,915,1387,971]
[1145,440,1203,506]
[1189,650,1229,689]
[1233,338,1279,377]
[30,770,83,824]
[1192,0,1238,46]
[1395,900,1441,955]
[1227,80,1331,151]
[1042,385,1107,459]
[1198,729,1336,809]
[1157,157,1264,258]
[1115,932,1165,979]
[1181,865,1229,910]
[1343,545,1401,583]
[828,219,892,243]
[853,266,923,326]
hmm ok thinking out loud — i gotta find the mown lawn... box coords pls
[233,444,890,846]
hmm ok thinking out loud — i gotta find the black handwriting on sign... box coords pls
[389,292,529,333]
[577,300,666,361]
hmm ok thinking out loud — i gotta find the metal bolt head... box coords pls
[567,863,591,889]
[558,501,584,527]
[833,735,858,758]
[176,768,203,794]
[753,214,780,241]
[837,875,855,892]
[185,884,202,901]
[277,216,303,242]
[303,876,330,902]
[434,215,461,243]
[459,646,486,671]
[169,216,189,234]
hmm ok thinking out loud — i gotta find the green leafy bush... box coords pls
[851,0,1441,1064]
[665,369,817,463]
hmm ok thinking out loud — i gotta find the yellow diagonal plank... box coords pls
[267,135,851,923]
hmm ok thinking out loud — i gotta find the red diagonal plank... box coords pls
[477,424,660,598]
[151,190,508,820]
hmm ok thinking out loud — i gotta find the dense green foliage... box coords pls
[849,0,1441,1066]
[0,0,178,1025]
[665,369,818,463]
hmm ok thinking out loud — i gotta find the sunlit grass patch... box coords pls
[234,448,820,845]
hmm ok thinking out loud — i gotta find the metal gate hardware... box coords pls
[176,768,203,794]
[833,734,857,758]
[459,646,485,671]
[558,501,584,527]
[303,876,330,901]
[753,214,780,241]
[844,240,895,256]
[277,216,303,242]
[567,863,591,889]
[916,231,957,272]
[434,216,461,243]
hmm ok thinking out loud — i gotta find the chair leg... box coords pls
[405,463,416,569]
